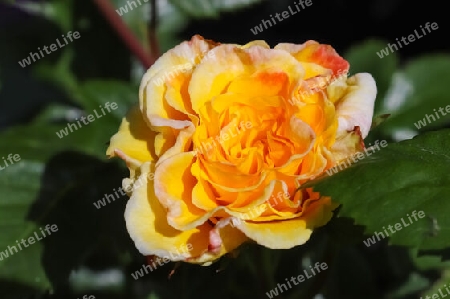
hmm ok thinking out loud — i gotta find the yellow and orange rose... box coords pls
[107,35,376,264]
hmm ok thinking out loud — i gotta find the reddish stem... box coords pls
[92,0,152,69]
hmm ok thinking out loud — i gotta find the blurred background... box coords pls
[0,0,448,298]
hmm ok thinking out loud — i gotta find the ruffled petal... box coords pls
[154,152,208,231]
[233,197,336,249]
[106,105,157,164]
[125,162,211,260]
[189,43,305,114]
[140,35,217,128]
[335,73,377,138]
[187,222,249,265]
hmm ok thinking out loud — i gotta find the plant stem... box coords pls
[148,0,160,63]
[92,0,152,69]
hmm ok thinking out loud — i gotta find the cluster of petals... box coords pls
[107,35,377,264]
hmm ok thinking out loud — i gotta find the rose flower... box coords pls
[107,35,376,264]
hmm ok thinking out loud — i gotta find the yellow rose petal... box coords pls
[234,197,336,249]
[140,35,217,127]
[106,105,157,164]
[154,152,211,231]
[125,163,210,260]
[187,222,249,265]
[335,73,377,138]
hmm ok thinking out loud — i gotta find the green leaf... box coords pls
[386,272,430,299]
[15,0,73,31]
[31,104,81,124]
[27,153,132,290]
[0,123,105,161]
[344,39,398,115]
[0,148,132,296]
[307,129,450,251]
[0,81,135,296]
[19,80,138,160]
[33,49,80,103]
[422,270,450,298]
[322,215,367,246]
[0,119,122,294]
[77,80,138,123]
[0,162,51,295]
[156,0,190,52]
[413,253,450,271]
[167,0,262,18]
[378,55,450,138]
[0,124,101,295]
